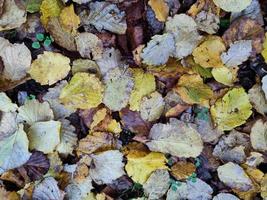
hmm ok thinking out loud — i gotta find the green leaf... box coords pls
[43,37,52,47]
[36,33,45,41]
[26,0,42,13]
[32,41,41,49]
[192,65,213,79]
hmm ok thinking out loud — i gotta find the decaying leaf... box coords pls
[217,162,253,191]
[0,0,26,31]
[148,0,169,22]
[222,18,265,56]
[0,92,18,112]
[129,69,156,111]
[72,59,100,75]
[75,32,103,60]
[59,4,80,34]
[211,66,238,86]
[125,151,168,184]
[59,72,104,110]
[28,120,61,154]
[141,33,175,66]
[210,88,252,131]
[143,169,170,199]
[103,68,134,111]
[0,124,31,174]
[262,33,267,62]
[175,74,213,107]
[0,112,17,140]
[248,84,267,115]
[0,186,20,200]
[192,36,226,68]
[40,0,63,27]
[250,119,267,152]
[195,11,219,34]
[90,150,125,184]
[262,75,267,100]
[140,92,165,122]
[213,193,240,200]
[29,51,71,86]
[32,177,64,200]
[146,118,203,158]
[171,161,196,180]
[80,1,127,34]
[213,0,252,12]
[0,37,31,81]
[221,40,252,67]
[261,174,267,199]
[77,132,116,155]
[165,14,202,59]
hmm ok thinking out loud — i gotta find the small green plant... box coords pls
[195,158,201,167]
[169,179,182,191]
[26,94,36,100]
[32,33,53,49]
[187,172,197,183]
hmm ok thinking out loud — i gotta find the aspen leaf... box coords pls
[192,36,226,68]
[125,151,168,184]
[210,88,252,131]
[148,0,169,22]
[213,0,252,12]
[175,74,213,107]
[129,69,156,111]
[40,0,63,27]
[59,72,104,110]
[59,4,80,34]
[146,118,203,158]
[29,51,71,85]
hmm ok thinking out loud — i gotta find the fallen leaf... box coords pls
[143,169,170,199]
[217,162,253,191]
[213,193,240,200]
[213,0,252,12]
[140,91,165,122]
[221,40,252,67]
[211,66,238,86]
[125,151,168,184]
[0,124,31,174]
[90,150,125,184]
[103,68,134,111]
[26,0,42,13]
[210,88,253,131]
[0,186,20,200]
[192,36,226,68]
[248,84,267,115]
[250,119,267,152]
[17,99,54,125]
[171,161,196,180]
[261,174,267,199]
[59,4,80,34]
[40,0,63,27]
[59,72,104,110]
[80,1,127,34]
[29,51,71,85]
[175,74,213,107]
[0,92,18,112]
[129,69,156,111]
[0,112,17,140]
[148,0,169,22]
[72,59,100,75]
[32,177,64,200]
[195,11,219,34]
[141,33,175,66]
[75,32,103,60]
[146,118,203,158]
[28,120,61,154]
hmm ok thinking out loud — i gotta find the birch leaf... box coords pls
[125,151,168,184]
[211,66,238,86]
[175,74,213,107]
[17,99,54,125]
[146,118,203,158]
[262,75,267,100]
[90,150,125,184]
[59,4,80,34]
[248,84,267,115]
[210,88,252,131]
[59,72,104,110]
[28,120,61,154]
[40,0,63,27]
[0,92,17,112]
[213,0,252,12]
[29,51,71,86]
[129,69,156,111]
[221,40,252,67]
[103,68,134,111]
[250,119,267,152]
[0,112,17,140]
[261,33,267,62]
[0,124,31,174]
[141,33,175,66]
[148,0,169,22]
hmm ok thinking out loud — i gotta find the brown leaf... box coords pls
[47,17,77,51]
[0,0,4,17]
[171,161,196,181]
[120,108,152,135]
[222,17,265,56]
[187,0,220,17]
[0,186,20,200]
[0,170,25,188]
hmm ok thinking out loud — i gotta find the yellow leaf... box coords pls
[261,33,267,63]
[175,74,213,107]
[125,151,168,184]
[59,72,104,110]
[211,66,238,86]
[171,161,196,181]
[129,69,156,111]
[210,88,252,131]
[29,51,70,85]
[192,36,226,68]
[59,4,80,34]
[148,0,169,22]
[40,0,63,27]
[261,174,267,199]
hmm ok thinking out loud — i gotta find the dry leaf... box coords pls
[0,92,18,112]
[250,119,267,152]
[59,4,80,34]
[248,84,267,115]
[171,161,196,180]
[213,0,252,12]
[195,11,219,34]
[211,66,238,86]
[40,0,63,27]
[29,51,71,86]
[148,0,169,22]
[213,193,240,200]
